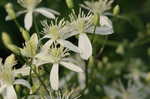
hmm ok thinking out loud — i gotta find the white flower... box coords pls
[40,19,80,53]
[68,11,93,60]
[6,0,59,30]
[81,0,114,34]
[0,54,31,99]
[34,42,83,90]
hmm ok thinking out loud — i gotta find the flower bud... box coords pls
[5,3,16,20]
[113,5,120,16]
[20,27,30,41]
[66,0,74,9]
[92,13,100,26]
[116,44,124,55]
[6,44,21,55]
[2,32,20,55]
[2,32,12,44]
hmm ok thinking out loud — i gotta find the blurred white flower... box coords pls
[69,11,93,60]
[81,0,114,34]
[6,0,59,30]
[34,42,83,90]
[0,54,31,99]
[104,81,146,99]
[41,19,80,53]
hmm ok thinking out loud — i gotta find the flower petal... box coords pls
[58,39,81,53]
[4,86,17,99]
[60,61,83,72]
[78,34,92,60]
[100,15,112,28]
[24,11,33,30]
[13,65,31,76]
[35,8,55,19]
[50,64,59,90]
[14,79,31,89]
[42,40,53,52]
[0,85,7,93]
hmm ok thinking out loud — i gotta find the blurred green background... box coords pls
[0,0,150,98]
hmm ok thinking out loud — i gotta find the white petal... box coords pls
[100,16,113,28]
[50,64,59,90]
[34,52,53,66]
[60,61,83,72]
[24,11,33,30]
[35,8,55,19]
[42,40,53,51]
[86,26,114,35]
[78,34,92,60]
[4,86,17,99]
[14,79,31,89]
[0,85,7,93]
[58,39,81,53]
[13,66,31,76]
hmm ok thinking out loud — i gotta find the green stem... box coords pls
[28,64,50,96]
[96,36,108,58]
[33,15,40,38]
[91,25,97,45]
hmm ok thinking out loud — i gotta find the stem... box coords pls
[28,64,50,96]
[33,15,40,38]
[96,36,108,58]
[91,25,97,45]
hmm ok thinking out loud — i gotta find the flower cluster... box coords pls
[3,0,116,98]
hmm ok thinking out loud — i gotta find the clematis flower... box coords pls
[34,42,83,90]
[6,0,59,30]
[40,19,80,53]
[81,0,114,34]
[68,11,93,60]
[0,54,31,99]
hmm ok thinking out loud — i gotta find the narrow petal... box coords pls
[0,85,7,93]
[13,65,31,76]
[34,52,53,66]
[100,16,113,28]
[78,34,92,60]
[50,64,59,90]
[42,40,53,51]
[24,11,33,30]
[14,79,31,89]
[35,8,55,19]
[4,86,17,99]
[58,39,81,53]
[60,61,83,72]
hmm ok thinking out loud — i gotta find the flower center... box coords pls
[49,26,61,40]
[18,0,41,10]
[49,44,70,63]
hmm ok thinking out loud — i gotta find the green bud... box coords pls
[6,44,21,55]
[113,5,120,16]
[2,32,12,44]
[2,32,20,54]
[116,44,124,55]
[5,3,16,20]
[20,27,30,41]
[92,14,100,26]
[66,0,74,9]
[88,56,94,67]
